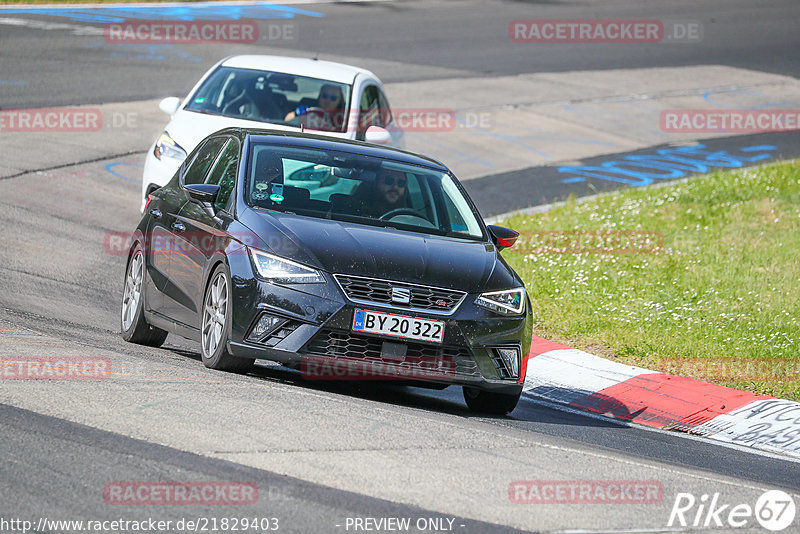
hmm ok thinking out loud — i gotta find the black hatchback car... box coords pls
[122,128,532,414]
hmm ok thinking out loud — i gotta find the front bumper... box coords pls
[225,253,532,393]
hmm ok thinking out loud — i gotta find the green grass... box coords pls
[500,160,800,400]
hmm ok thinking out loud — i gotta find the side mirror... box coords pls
[183,183,220,205]
[159,96,181,116]
[364,125,392,145]
[487,225,519,250]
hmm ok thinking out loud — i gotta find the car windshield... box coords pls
[185,66,351,134]
[246,144,485,240]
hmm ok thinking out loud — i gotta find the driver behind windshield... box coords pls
[284,83,345,132]
[348,169,409,218]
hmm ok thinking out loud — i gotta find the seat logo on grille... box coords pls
[391,287,411,304]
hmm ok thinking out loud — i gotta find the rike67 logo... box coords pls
[668,490,796,531]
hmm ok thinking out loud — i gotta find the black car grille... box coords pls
[334,274,466,314]
[303,329,481,379]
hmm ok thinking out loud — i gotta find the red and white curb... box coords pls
[522,335,800,459]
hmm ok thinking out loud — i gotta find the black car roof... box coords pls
[214,127,450,171]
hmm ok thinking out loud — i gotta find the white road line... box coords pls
[554,529,689,534]
[0,17,103,35]
[524,348,657,396]
[521,394,800,466]
[0,0,390,9]
[691,399,800,457]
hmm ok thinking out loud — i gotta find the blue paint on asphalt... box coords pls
[702,88,799,111]
[740,145,778,152]
[0,80,29,86]
[0,3,324,23]
[106,162,143,184]
[558,143,779,186]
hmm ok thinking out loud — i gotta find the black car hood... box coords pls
[241,209,517,292]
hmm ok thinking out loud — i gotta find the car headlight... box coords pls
[249,248,325,284]
[153,132,187,161]
[475,287,526,315]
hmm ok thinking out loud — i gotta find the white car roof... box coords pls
[220,55,376,85]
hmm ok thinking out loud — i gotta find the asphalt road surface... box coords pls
[2,0,800,107]
[1,1,799,533]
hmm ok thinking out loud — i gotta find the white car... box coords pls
[141,55,404,211]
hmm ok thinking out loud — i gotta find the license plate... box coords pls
[352,309,445,343]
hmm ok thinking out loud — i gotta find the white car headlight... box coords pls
[153,131,187,160]
[475,287,526,315]
[249,249,324,284]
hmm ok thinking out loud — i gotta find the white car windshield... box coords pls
[185,66,351,134]
[246,144,485,240]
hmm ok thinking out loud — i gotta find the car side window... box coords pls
[204,138,240,211]
[378,89,393,126]
[357,85,392,139]
[182,137,228,185]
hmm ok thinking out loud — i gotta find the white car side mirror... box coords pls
[364,125,392,145]
[159,97,181,116]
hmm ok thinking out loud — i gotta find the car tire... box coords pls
[121,246,169,347]
[462,386,521,415]
[200,264,255,373]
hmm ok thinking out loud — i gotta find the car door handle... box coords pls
[149,209,162,219]
[172,221,186,232]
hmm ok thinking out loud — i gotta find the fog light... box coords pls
[247,314,285,342]
[495,347,520,379]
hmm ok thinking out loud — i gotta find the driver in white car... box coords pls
[284,83,345,131]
